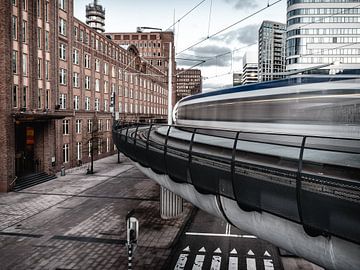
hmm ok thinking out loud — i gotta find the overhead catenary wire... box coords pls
[176,0,283,55]
[165,0,207,31]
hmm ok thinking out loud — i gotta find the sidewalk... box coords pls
[0,155,193,270]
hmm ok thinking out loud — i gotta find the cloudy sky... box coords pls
[74,0,287,91]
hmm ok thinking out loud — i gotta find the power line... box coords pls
[165,0,207,31]
[176,0,283,55]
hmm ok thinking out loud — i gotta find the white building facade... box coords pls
[286,0,360,72]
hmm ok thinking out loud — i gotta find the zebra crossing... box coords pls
[174,245,275,270]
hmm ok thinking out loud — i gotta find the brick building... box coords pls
[0,0,167,192]
[175,69,202,102]
[106,30,177,105]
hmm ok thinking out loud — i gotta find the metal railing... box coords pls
[113,121,360,245]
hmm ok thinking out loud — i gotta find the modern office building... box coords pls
[0,0,167,192]
[106,30,177,105]
[242,51,259,85]
[175,69,202,102]
[286,0,360,71]
[233,72,243,86]
[258,21,286,82]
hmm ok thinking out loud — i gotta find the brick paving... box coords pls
[0,155,193,270]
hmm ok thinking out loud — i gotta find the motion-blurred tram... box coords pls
[174,76,360,139]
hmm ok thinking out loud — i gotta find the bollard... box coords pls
[60,165,66,176]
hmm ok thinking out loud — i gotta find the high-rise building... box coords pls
[106,30,177,105]
[258,21,286,82]
[242,51,259,85]
[0,0,167,192]
[86,0,105,33]
[233,72,243,86]
[286,0,360,72]
[175,69,202,102]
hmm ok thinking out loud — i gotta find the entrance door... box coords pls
[15,125,35,176]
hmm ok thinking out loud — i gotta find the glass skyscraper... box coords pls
[286,0,360,72]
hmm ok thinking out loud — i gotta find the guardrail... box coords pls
[113,121,360,245]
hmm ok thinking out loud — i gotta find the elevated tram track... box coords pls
[113,122,360,270]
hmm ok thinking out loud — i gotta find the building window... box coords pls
[98,138,102,154]
[12,51,18,74]
[13,85,18,108]
[37,0,41,17]
[63,144,69,163]
[104,62,108,75]
[22,20,27,43]
[73,49,79,64]
[95,58,100,72]
[85,97,90,110]
[104,100,108,112]
[76,119,82,134]
[84,54,90,68]
[22,0,27,10]
[59,68,67,85]
[95,79,100,92]
[59,18,67,36]
[45,61,49,80]
[106,119,110,131]
[98,119,102,131]
[37,58,42,79]
[12,0,17,6]
[37,27,42,48]
[38,88,43,109]
[76,142,82,161]
[22,54,27,76]
[63,120,69,135]
[45,31,49,51]
[84,76,90,90]
[95,98,99,111]
[59,43,66,60]
[23,86,27,108]
[12,16,17,40]
[59,93,66,109]
[104,81,108,93]
[74,95,80,110]
[87,119,92,133]
[73,72,79,87]
[45,1,49,21]
[112,66,116,78]
[45,89,50,109]
[73,26,78,40]
[59,0,66,10]
[106,137,110,152]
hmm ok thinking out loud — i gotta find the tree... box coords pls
[83,113,105,174]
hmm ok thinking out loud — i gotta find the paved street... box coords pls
[169,210,283,270]
[0,155,192,270]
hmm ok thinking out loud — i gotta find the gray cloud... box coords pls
[224,0,258,10]
[177,45,233,67]
[213,24,260,45]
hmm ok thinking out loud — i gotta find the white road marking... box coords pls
[214,248,222,254]
[228,256,238,270]
[174,253,189,270]
[183,246,190,252]
[230,248,237,255]
[264,259,274,270]
[264,251,271,257]
[192,254,205,270]
[210,255,221,270]
[186,232,256,238]
[225,223,231,235]
[247,249,255,256]
[246,257,257,270]
[198,247,206,252]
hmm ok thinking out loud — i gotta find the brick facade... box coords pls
[0,0,167,192]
